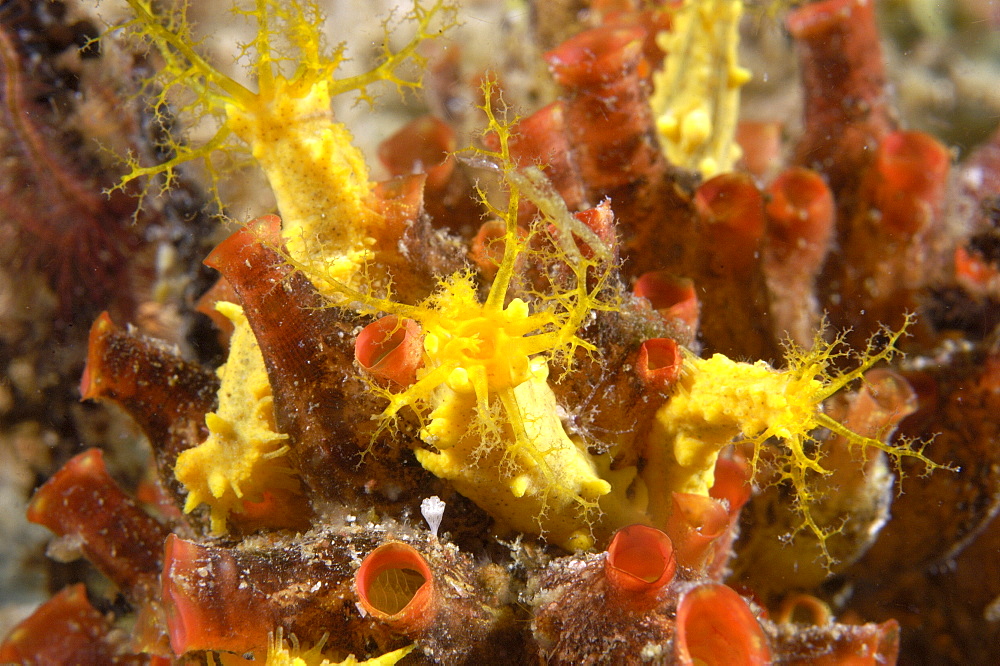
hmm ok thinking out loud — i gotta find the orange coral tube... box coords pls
[161,534,273,655]
[378,114,454,191]
[506,102,585,213]
[26,448,168,595]
[870,130,950,236]
[694,173,765,277]
[0,584,116,665]
[765,167,835,260]
[666,492,732,575]
[709,454,753,519]
[545,25,659,193]
[633,271,700,332]
[779,619,900,665]
[355,316,423,387]
[356,542,437,635]
[604,524,676,607]
[736,120,783,179]
[636,338,682,394]
[674,583,771,666]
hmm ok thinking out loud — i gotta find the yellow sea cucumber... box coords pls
[117,0,454,292]
[174,302,297,534]
[344,92,633,549]
[119,0,945,561]
[642,317,948,562]
[650,0,751,176]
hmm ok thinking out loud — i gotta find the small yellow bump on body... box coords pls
[424,333,440,355]
[505,298,529,320]
[565,531,595,552]
[510,475,531,498]
[447,367,472,392]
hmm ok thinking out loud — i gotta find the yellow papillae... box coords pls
[174,302,296,534]
[266,630,413,666]
[121,0,452,530]
[650,0,751,176]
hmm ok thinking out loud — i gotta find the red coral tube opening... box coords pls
[709,454,753,518]
[675,583,771,666]
[695,173,765,237]
[876,131,950,194]
[872,130,950,235]
[633,271,700,331]
[637,338,682,393]
[604,524,676,601]
[544,26,645,88]
[203,214,282,273]
[356,542,436,635]
[694,173,765,276]
[161,534,271,655]
[378,114,455,190]
[355,316,423,387]
[765,167,835,251]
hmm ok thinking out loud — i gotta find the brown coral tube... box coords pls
[80,312,219,511]
[775,618,900,665]
[355,316,423,387]
[674,583,771,666]
[694,173,765,278]
[204,216,400,503]
[788,0,892,196]
[545,25,659,194]
[692,172,777,360]
[356,542,437,635]
[604,525,676,607]
[763,167,835,346]
[27,448,168,596]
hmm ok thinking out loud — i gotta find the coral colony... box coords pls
[7,0,1000,663]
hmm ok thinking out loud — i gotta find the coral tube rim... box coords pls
[604,524,676,598]
[355,542,436,635]
[675,582,771,666]
[355,316,423,386]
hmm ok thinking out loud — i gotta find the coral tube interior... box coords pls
[604,524,676,597]
[355,316,423,386]
[637,338,682,393]
[356,542,435,633]
[675,583,770,666]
